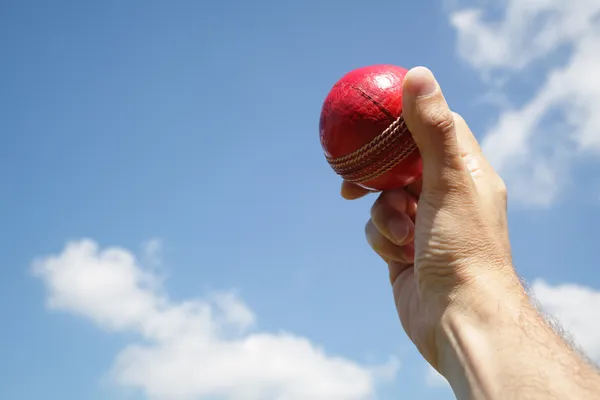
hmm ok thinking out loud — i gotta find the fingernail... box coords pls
[406,67,438,98]
[388,217,409,244]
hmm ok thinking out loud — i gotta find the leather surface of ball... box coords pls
[319,64,422,191]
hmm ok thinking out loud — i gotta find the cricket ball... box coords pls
[319,64,422,191]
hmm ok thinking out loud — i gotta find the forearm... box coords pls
[436,277,600,399]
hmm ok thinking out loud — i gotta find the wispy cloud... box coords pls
[450,0,600,206]
[32,239,399,400]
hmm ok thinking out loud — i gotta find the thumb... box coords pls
[402,67,467,191]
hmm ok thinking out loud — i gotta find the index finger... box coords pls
[341,179,423,200]
[341,180,372,200]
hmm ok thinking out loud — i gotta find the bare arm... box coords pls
[438,280,600,399]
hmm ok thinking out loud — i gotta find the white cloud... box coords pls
[451,0,600,72]
[532,279,600,362]
[32,239,399,400]
[450,0,600,206]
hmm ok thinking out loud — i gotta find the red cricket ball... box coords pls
[319,64,422,191]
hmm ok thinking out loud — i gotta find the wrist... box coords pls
[434,272,531,398]
[434,271,600,400]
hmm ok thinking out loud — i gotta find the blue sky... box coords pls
[2,1,600,399]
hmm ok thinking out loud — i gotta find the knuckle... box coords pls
[364,219,379,246]
[374,190,404,215]
[370,200,385,225]
[452,111,465,125]
[425,103,455,134]
[497,177,507,194]
[364,219,374,236]
[495,176,508,201]
[365,219,406,261]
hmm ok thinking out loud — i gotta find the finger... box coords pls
[365,219,414,263]
[405,178,422,198]
[341,180,372,200]
[370,190,416,245]
[402,67,469,191]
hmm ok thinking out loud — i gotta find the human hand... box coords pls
[343,67,526,372]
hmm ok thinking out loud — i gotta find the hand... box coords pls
[343,67,526,371]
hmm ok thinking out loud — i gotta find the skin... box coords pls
[342,67,600,399]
